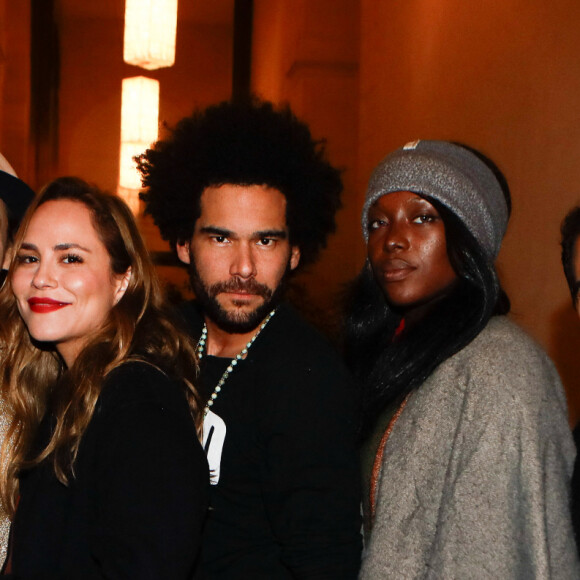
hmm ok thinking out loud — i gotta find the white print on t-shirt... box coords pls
[202,410,226,485]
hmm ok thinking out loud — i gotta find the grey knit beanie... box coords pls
[362,140,509,259]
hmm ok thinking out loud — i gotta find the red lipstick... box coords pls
[27,297,71,313]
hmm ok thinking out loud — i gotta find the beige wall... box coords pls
[58,16,233,193]
[252,0,361,330]
[0,0,32,180]
[55,11,233,297]
[253,0,580,421]
[1,5,234,300]
[359,0,580,422]
[2,1,580,419]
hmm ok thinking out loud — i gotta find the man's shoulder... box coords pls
[176,300,350,383]
[253,303,350,382]
[250,305,358,433]
[177,300,342,359]
[264,304,342,356]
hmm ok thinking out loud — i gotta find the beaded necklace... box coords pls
[197,309,277,417]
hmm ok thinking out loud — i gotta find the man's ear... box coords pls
[176,240,192,265]
[290,246,300,271]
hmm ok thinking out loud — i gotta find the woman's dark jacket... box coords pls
[7,361,209,579]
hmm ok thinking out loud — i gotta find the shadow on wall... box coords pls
[286,279,347,348]
[550,301,580,427]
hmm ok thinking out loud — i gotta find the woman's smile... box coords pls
[27,297,71,313]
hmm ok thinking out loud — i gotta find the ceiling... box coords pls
[56,0,234,26]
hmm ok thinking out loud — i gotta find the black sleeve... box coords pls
[89,367,209,579]
[261,355,362,579]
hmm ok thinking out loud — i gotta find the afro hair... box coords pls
[136,97,343,268]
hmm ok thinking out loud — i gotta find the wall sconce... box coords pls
[118,76,159,213]
[123,0,178,70]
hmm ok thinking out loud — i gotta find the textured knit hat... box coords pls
[0,153,35,233]
[362,140,509,259]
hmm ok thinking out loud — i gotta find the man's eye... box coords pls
[259,238,274,246]
[213,236,227,243]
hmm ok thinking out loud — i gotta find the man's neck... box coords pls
[204,318,263,358]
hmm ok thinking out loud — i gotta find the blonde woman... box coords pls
[0,177,208,578]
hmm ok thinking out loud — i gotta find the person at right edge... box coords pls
[137,97,362,578]
[346,140,580,578]
[560,205,580,551]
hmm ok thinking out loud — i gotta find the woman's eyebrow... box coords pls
[54,243,91,252]
[19,242,91,252]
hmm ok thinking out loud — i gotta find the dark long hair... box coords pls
[345,200,510,439]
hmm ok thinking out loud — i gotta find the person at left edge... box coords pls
[0,153,34,571]
[0,153,35,284]
[0,177,209,578]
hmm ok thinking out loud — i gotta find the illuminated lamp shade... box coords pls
[123,0,178,70]
[118,76,159,214]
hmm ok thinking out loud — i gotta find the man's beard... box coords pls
[188,261,290,334]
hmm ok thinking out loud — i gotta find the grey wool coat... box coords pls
[360,316,580,579]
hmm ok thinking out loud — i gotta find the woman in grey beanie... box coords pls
[346,140,579,578]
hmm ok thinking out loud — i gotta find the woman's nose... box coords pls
[31,260,57,289]
[383,221,410,252]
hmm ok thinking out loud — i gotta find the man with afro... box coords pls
[137,98,361,578]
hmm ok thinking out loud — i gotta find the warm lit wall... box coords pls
[358,0,580,422]
[56,12,233,297]
[58,16,233,194]
[0,0,32,180]
[252,0,361,329]
[3,1,580,419]
[0,4,234,306]
[252,0,580,421]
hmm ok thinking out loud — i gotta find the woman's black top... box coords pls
[8,361,209,579]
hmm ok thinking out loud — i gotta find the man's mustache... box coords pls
[208,278,272,300]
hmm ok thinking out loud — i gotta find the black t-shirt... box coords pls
[10,362,209,579]
[181,302,362,579]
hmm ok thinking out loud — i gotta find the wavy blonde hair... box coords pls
[0,177,202,516]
